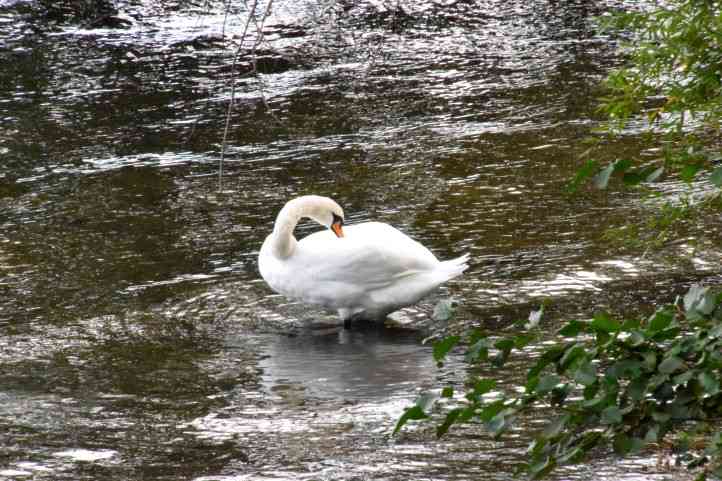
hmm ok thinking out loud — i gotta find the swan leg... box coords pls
[342,312,368,329]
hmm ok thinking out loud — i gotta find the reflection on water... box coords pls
[259,326,434,400]
[1,0,720,480]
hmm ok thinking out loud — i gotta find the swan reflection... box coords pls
[259,326,436,401]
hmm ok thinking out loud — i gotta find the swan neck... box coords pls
[271,204,302,258]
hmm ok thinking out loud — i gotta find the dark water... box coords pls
[1,0,720,479]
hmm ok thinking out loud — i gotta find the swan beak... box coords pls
[331,222,344,238]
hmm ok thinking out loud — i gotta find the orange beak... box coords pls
[331,222,344,238]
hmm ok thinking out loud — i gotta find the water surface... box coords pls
[1,0,719,479]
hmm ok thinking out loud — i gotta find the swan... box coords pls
[258,195,469,326]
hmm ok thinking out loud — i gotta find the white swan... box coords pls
[258,195,469,326]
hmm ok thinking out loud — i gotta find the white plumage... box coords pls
[258,195,469,324]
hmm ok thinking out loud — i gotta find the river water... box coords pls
[1,0,720,480]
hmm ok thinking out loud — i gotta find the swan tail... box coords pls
[439,253,470,280]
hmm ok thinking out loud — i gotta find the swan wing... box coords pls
[296,222,439,289]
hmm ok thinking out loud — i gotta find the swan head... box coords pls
[309,196,345,238]
[280,195,345,238]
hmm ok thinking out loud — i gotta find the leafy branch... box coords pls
[395,285,722,480]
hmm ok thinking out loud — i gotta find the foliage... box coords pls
[396,2,722,479]
[395,285,722,479]
[569,0,722,248]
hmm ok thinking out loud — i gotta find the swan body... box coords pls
[258,195,469,324]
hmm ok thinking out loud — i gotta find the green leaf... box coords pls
[711,166,722,187]
[513,334,535,349]
[432,298,458,322]
[574,361,598,386]
[441,386,454,398]
[558,320,586,337]
[684,284,708,313]
[613,433,633,455]
[699,372,720,396]
[543,415,571,438]
[593,162,616,189]
[627,377,647,402]
[472,378,497,397]
[529,456,557,480]
[556,446,584,464]
[495,338,515,354]
[679,163,703,182]
[436,408,462,438]
[433,336,460,363]
[528,345,566,379]
[536,375,562,394]
[645,424,660,443]
[567,159,598,193]
[560,344,586,371]
[626,330,646,347]
[606,360,642,381]
[621,317,641,330]
[646,166,664,182]
[465,337,491,363]
[659,356,684,374]
[601,406,623,425]
[591,312,621,333]
[673,370,694,386]
[642,351,657,371]
[393,405,428,435]
[479,400,505,422]
[652,410,671,423]
[486,412,508,436]
[684,285,718,318]
[648,309,673,333]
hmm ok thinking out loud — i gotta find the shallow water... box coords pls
[1,0,720,479]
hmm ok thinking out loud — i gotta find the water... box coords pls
[1,0,720,479]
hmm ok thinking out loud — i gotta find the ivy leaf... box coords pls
[659,356,684,374]
[683,285,718,320]
[393,405,428,435]
[614,434,644,455]
[601,405,623,425]
[627,377,647,402]
[479,400,505,422]
[591,312,621,333]
[573,361,598,386]
[432,298,458,322]
[645,424,660,443]
[558,320,586,337]
[593,162,616,189]
[486,412,509,437]
[567,159,598,193]
[699,372,720,396]
[543,415,571,438]
[529,456,557,480]
[648,309,674,333]
[436,408,462,438]
[646,165,664,182]
[471,378,497,397]
[536,375,562,394]
[680,163,703,182]
[560,344,586,371]
[465,338,490,363]
[433,336,460,364]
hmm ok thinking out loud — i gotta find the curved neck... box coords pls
[269,199,305,259]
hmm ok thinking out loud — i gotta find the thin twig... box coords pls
[219,0,260,192]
